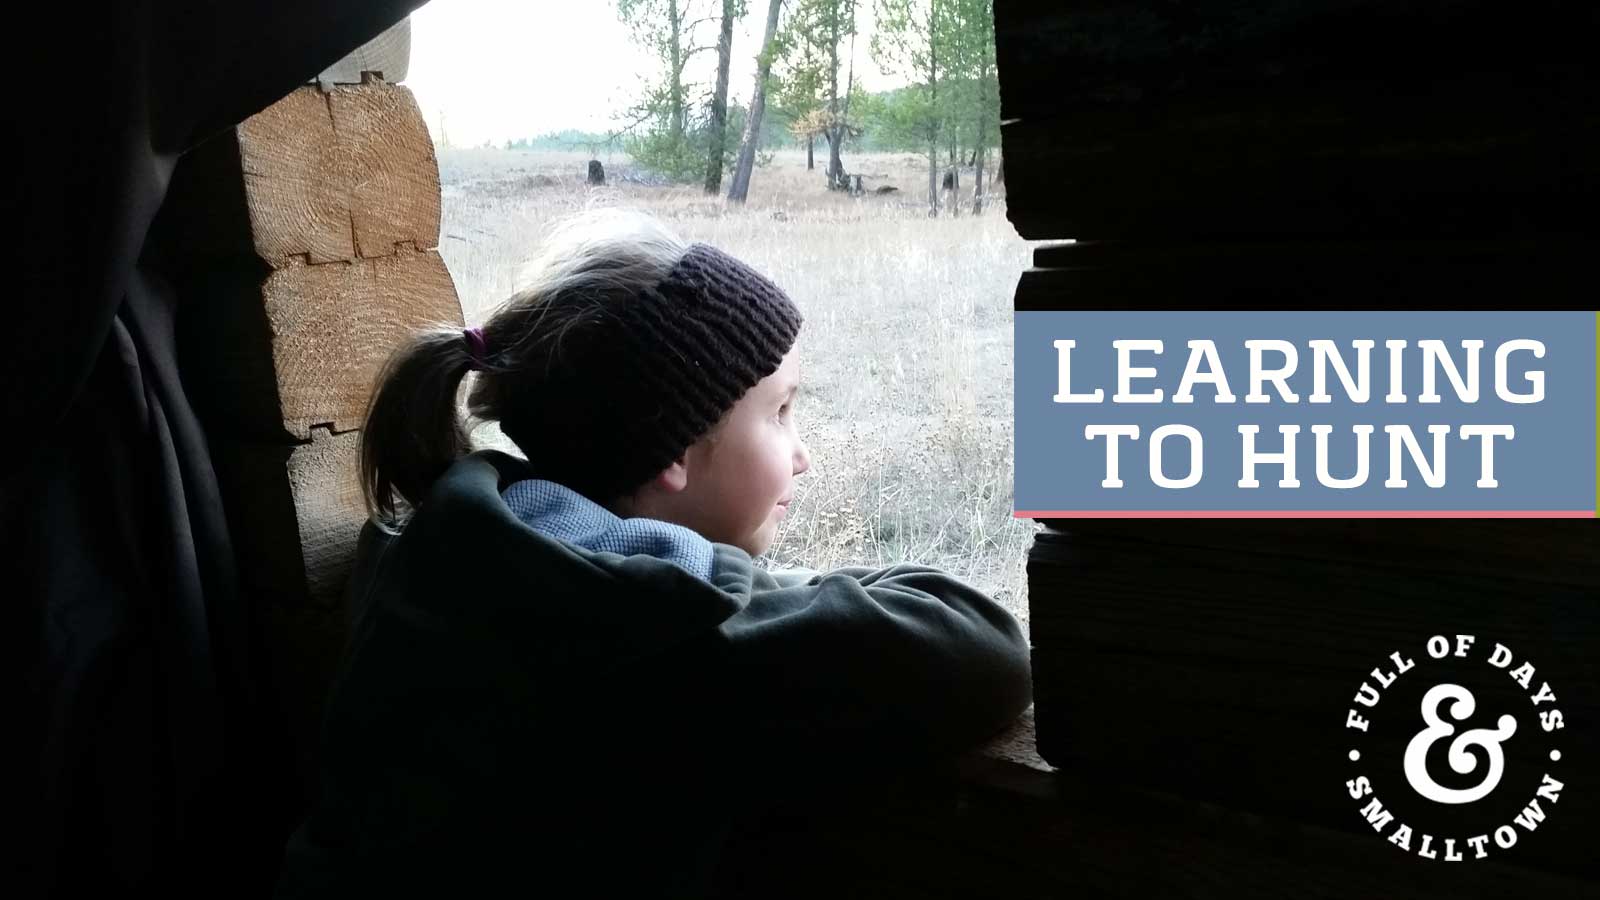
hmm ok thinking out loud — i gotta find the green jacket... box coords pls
[276,450,1032,897]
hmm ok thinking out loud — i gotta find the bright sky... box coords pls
[406,0,894,147]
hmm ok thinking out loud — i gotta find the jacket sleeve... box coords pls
[715,562,1033,775]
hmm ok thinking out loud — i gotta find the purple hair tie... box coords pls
[463,326,489,371]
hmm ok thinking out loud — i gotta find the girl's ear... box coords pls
[651,455,691,493]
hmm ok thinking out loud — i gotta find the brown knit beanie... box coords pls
[497,242,804,503]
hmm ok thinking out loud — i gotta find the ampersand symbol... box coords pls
[1403,683,1517,804]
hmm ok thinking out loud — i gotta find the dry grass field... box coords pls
[437,147,1041,629]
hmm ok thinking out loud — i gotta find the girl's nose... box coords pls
[793,438,812,476]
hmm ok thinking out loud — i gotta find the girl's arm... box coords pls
[717,560,1033,778]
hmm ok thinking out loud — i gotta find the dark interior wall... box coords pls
[999,0,1600,894]
[995,0,1599,241]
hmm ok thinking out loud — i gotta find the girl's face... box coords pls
[646,347,811,557]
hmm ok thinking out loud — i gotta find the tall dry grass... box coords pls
[437,147,1041,629]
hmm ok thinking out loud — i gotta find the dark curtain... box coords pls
[13,2,426,896]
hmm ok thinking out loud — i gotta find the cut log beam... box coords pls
[994,0,1600,241]
[156,82,441,267]
[263,248,460,439]
[240,82,441,264]
[179,247,461,441]
[209,426,366,611]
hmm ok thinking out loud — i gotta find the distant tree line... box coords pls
[611,0,999,215]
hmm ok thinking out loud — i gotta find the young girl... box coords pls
[275,209,1031,898]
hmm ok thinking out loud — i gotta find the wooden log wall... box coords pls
[996,0,1597,241]
[151,73,462,808]
[999,0,1600,895]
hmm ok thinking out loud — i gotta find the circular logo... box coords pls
[1343,635,1567,862]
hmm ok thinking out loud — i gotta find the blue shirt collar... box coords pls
[501,478,716,584]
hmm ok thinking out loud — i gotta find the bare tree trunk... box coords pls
[973,55,992,215]
[703,0,736,193]
[669,0,684,144]
[973,147,986,215]
[826,2,843,189]
[832,11,858,191]
[728,0,784,204]
[926,5,939,218]
[806,135,814,170]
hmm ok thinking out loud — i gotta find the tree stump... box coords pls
[587,159,605,185]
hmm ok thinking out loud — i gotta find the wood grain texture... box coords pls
[327,83,439,258]
[180,248,461,441]
[286,425,368,603]
[1027,528,1600,883]
[236,87,352,264]
[263,248,460,438]
[209,426,366,611]
[238,83,440,265]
